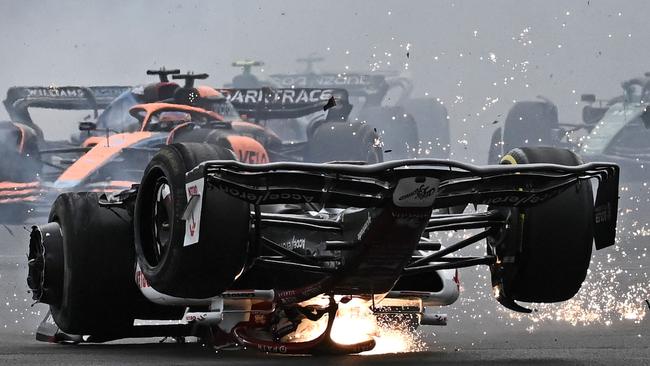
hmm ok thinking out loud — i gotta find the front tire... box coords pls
[47,192,138,335]
[134,143,250,299]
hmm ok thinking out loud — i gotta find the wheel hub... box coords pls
[151,177,173,265]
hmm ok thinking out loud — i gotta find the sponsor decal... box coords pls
[480,191,558,206]
[26,87,87,98]
[220,88,333,105]
[392,177,440,207]
[237,149,269,164]
[183,178,205,247]
[188,185,199,196]
[19,86,128,100]
[279,236,306,250]
[214,183,314,204]
[594,203,612,224]
[392,210,431,219]
[277,282,326,304]
[188,186,198,236]
[90,86,130,99]
[258,344,288,353]
[221,291,256,298]
[269,74,372,87]
[398,184,438,202]
[356,213,372,241]
[185,313,208,322]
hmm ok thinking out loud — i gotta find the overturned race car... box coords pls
[26,143,619,355]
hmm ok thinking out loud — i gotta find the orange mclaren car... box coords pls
[1,71,362,224]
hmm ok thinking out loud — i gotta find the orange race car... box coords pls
[0,70,248,223]
[3,72,377,223]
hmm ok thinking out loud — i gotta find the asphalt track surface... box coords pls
[0,197,647,365]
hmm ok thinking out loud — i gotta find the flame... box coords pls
[283,296,426,354]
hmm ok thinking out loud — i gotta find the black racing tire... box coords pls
[0,122,41,182]
[502,101,559,153]
[306,121,383,163]
[357,106,417,160]
[401,98,451,159]
[491,147,594,303]
[48,192,139,335]
[134,143,250,299]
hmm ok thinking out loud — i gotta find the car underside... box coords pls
[26,144,619,354]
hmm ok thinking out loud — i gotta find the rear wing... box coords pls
[188,159,619,250]
[268,73,389,98]
[4,86,131,125]
[267,73,416,105]
[216,87,351,120]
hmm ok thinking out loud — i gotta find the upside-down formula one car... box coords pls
[26,136,619,354]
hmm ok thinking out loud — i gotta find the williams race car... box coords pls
[0,84,130,222]
[489,75,650,181]
[27,140,619,354]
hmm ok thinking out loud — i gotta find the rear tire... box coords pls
[502,101,559,153]
[401,98,450,159]
[306,121,383,163]
[134,143,250,299]
[489,147,594,303]
[357,106,417,160]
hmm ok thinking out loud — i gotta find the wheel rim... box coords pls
[150,176,173,266]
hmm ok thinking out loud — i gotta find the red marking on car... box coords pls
[238,149,269,164]
[453,269,460,289]
[189,219,197,237]
[248,301,273,325]
[226,135,269,164]
[135,270,149,288]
